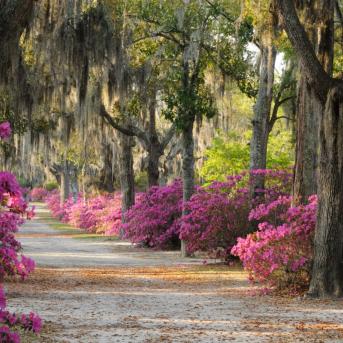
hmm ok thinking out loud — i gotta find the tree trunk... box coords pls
[181,121,195,257]
[250,32,276,195]
[81,164,86,204]
[308,87,343,297]
[119,133,135,221]
[100,143,115,192]
[147,98,161,187]
[60,159,70,205]
[147,145,161,188]
[293,78,320,201]
[276,0,341,298]
[293,0,334,203]
[70,165,79,203]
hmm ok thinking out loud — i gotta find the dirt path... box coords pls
[5,204,343,342]
[15,204,207,268]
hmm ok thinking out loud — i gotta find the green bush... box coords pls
[135,171,148,191]
[17,177,31,188]
[44,181,59,191]
[199,129,294,182]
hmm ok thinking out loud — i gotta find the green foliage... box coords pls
[125,0,254,129]
[0,92,28,135]
[17,176,31,188]
[134,171,148,191]
[200,129,294,182]
[31,117,56,134]
[199,132,250,182]
[55,132,97,170]
[267,130,295,169]
[44,181,58,191]
[163,81,218,130]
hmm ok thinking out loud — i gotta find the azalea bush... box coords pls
[121,180,183,249]
[95,194,122,234]
[0,122,42,342]
[30,187,48,201]
[68,193,122,234]
[121,170,291,254]
[46,191,123,234]
[45,190,69,221]
[178,170,292,259]
[231,195,316,290]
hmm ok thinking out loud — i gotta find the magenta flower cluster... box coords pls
[177,170,292,258]
[231,195,317,288]
[0,122,11,140]
[0,123,42,342]
[43,167,314,291]
[29,187,48,202]
[0,178,40,340]
[121,170,292,254]
[45,191,123,234]
[122,180,183,249]
[0,310,42,342]
[0,172,36,281]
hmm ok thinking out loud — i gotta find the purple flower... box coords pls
[0,122,11,139]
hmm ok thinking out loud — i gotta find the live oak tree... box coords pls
[292,0,335,203]
[101,0,137,217]
[131,0,242,256]
[212,0,294,196]
[240,0,296,196]
[99,83,176,188]
[243,0,278,195]
[277,0,343,297]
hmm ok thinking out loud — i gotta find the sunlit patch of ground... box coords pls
[8,204,343,342]
[6,265,343,343]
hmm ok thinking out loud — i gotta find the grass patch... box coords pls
[72,233,119,241]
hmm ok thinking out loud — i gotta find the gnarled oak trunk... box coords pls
[293,78,320,201]
[308,87,343,297]
[276,0,342,298]
[293,0,334,203]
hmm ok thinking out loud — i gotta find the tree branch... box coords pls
[99,105,149,147]
[204,0,235,22]
[275,0,334,102]
[161,123,176,150]
[154,32,184,47]
[275,115,294,121]
[269,95,294,132]
[278,95,295,106]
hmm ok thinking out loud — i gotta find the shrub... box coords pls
[0,172,42,340]
[95,193,122,234]
[122,180,183,249]
[45,190,64,219]
[178,170,292,259]
[44,181,58,192]
[45,191,123,235]
[200,130,294,182]
[0,123,41,343]
[67,193,122,234]
[30,187,48,201]
[120,171,291,253]
[231,195,316,290]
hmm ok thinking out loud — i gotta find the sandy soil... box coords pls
[5,204,343,342]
